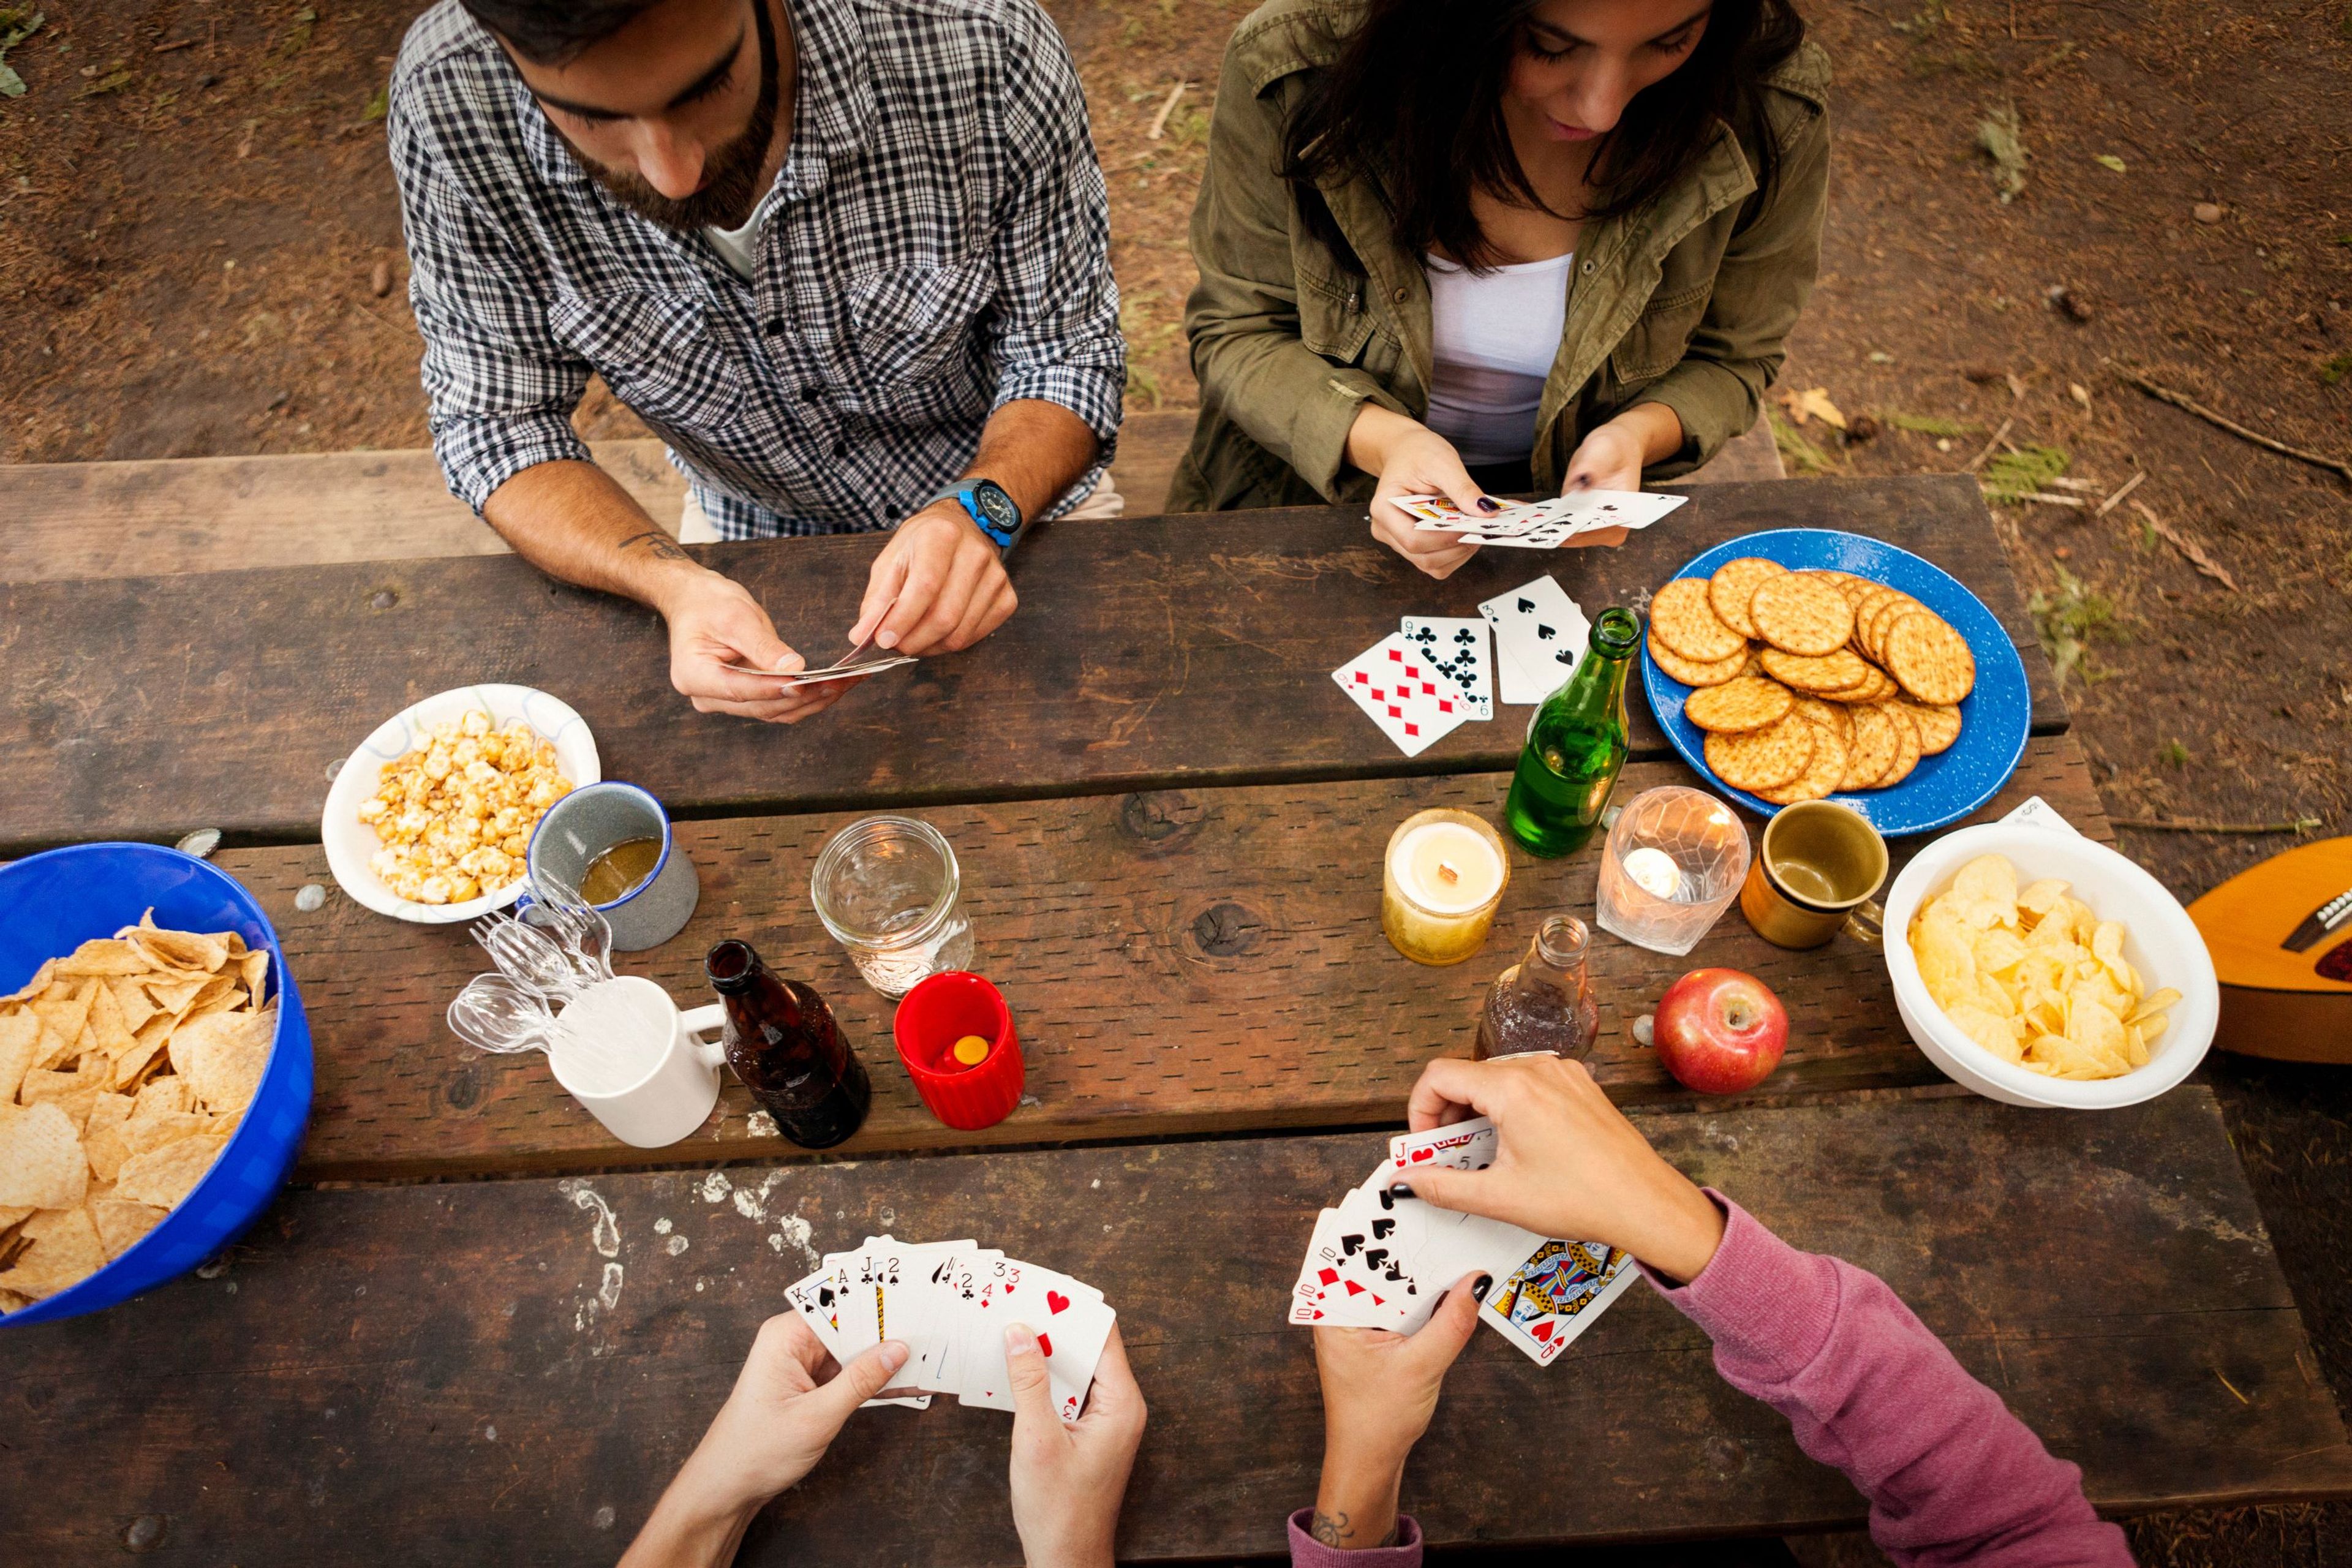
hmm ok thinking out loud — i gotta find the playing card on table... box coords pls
[1332,633,1474,756]
[1398,617,1493,722]
[1479,576,1588,697]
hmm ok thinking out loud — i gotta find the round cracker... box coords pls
[1825,573,1875,606]
[1684,674,1796,734]
[1884,612,1977,706]
[1705,714,1815,792]
[1899,698,1963,755]
[1705,557,1787,639]
[1758,713,1850,805]
[1873,701,1924,788]
[1865,595,1925,663]
[1651,578,1747,663]
[1758,646,1871,693]
[1749,571,1855,657]
[1839,701,1898,790]
[1822,666,1899,704]
[1646,627,1750,688]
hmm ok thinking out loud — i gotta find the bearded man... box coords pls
[388,0,1123,722]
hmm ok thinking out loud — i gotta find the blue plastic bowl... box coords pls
[0,844,312,1325]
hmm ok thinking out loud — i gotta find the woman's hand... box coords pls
[1309,1278,1485,1551]
[1401,1055,1727,1284]
[1558,403,1691,548]
[619,1316,910,1568]
[1347,403,1496,580]
[1006,1323,1148,1568]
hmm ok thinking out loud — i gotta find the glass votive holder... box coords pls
[810,816,977,998]
[1593,786,1750,957]
[1381,808,1510,966]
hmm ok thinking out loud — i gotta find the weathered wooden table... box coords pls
[4,475,2348,1563]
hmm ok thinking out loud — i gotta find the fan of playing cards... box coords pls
[1288,1119,1640,1366]
[1396,488,1687,549]
[788,1236,1117,1419]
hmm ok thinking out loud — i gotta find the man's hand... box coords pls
[1308,1278,1483,1551]
[619,1316,908,1568]
[659,568,859,725]
[850,502,1017,656]
[1006,1322,1147,1568]
[1348,404,1492,581]
[1401,1055,1727,1284]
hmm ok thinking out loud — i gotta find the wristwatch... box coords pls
[927,477,1025,557]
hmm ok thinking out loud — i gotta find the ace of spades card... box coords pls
[1398,616,1494,720]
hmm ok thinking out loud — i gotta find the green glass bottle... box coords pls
[1502,606,1642,858]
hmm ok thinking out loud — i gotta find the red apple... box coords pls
[1653,968,1788,1095]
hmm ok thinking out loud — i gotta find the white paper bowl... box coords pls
[1883,822,2218,1108]
[321,685,601,925]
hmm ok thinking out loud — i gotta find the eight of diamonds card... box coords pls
[1332,633,1474,756]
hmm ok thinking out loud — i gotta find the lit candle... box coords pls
[1382,809,1510,966]
[1621,845,1686,902]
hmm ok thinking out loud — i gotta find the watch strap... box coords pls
[925,479,1024,556]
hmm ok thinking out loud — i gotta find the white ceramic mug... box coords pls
[550,976,726,1148]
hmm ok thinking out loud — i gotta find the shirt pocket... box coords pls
[845,256,995,385]
[1297,270,1376,365]
[1609,279,1715,387]
[548,292,744,429]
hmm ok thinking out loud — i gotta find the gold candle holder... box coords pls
[1382,808,1510,966]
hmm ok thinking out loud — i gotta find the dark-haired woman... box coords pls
[1171,0,1828,578]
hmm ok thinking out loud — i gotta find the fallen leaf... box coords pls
[2094,154,2127,173]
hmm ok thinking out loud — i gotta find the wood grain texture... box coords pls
[0,413,1202,586]
[0,477,2059,851]
[220,740,2106,1182]
[2,1090,2341,1565]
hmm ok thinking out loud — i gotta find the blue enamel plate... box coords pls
[1642,528,2031,837]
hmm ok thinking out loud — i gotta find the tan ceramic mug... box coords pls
[1740,801,1888,951]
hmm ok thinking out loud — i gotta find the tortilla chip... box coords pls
[113,1133,229,1210]
[86,981,137,1061]
[0,1204,32,1237]
[28,980,95,1049]
[19,1062,105,1134]
[123,1109,227,1158]
[140,976,208,1014]
[81,1094,138,1182]
[0,1102,91,1210]
[111,1014,175,1091]
[0,1204,108,1298]
[88,1196,168,1260]
[239,949,271,1010]
[2,960,57,1006]
[130,1075,194,1125]
[56,938,156,978]
[0,1009,38,1102]
[171,1008,275,1116]
[181,976,243,1021]
[127,924,230,975]
[105,974,159,1033]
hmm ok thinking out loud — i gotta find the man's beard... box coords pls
[566,0,780,232]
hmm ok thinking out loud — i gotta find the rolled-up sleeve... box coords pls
[1183,42,1406,500]
[982,10,1125,461]
[388,92,590,514]
[1635,92,1831,475]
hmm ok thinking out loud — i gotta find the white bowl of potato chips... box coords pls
[322,685,600,925]
[1885,827,2218,1107]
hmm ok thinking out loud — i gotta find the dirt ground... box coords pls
[5,0,2351,1558]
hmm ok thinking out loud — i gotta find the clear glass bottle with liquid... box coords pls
[1475,916,1600,1061]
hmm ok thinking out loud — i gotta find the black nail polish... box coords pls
[1476,496,1502,514]
[1385,1182,1417,1200]
[1472,1274,1494,1302]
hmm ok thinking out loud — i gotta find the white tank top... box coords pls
[1422,252,1574,467]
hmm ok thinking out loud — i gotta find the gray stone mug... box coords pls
[524,782,699,952]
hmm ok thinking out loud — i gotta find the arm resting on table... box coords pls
[1648,1193,2133,1568]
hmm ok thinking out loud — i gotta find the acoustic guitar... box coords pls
[2187,837,2352,1062]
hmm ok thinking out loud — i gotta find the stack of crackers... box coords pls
[1649,558,1976,805]
[0,913,276,1311]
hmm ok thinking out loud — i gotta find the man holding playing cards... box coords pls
[388,0,1124,722]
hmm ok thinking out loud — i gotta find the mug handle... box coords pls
[1844,898,1885,950]
[680,1002,728,1069]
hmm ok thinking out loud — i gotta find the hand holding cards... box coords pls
[1289,1117,1639,1365]
[788,1236,1116,1419]
[1397,489,1687,549]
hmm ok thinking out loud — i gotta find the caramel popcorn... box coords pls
[356,710,571,905]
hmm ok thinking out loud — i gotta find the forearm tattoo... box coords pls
[617,528,693,564]
[1310,1510,1398,1549]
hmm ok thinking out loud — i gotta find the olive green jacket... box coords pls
[1167,0,1831,513]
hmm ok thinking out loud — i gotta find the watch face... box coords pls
[975,484,1019,533]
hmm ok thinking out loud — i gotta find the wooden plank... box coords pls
[1678,418,1788,486]
[224,739,2105,1182]
[0,414,1199,586]
[0,440,684,584]
[2,1090,2342,1563]
[0,477,2060,850]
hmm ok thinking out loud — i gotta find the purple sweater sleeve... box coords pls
[1286,1194,2131,1568]
[1645,1193,2133,1568]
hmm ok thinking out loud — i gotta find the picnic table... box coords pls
[3,472,2348,1562]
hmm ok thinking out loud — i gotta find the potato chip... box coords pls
[1949,855,2019,929]
[0,1102,89,1210]
[2136,1011,2169,1046]
[1945,1003,2024,1063]
[2016,878,2070,925]
[2130,988,2182,1023]
[113,1134,229,1211]
[1972,927,2028,978]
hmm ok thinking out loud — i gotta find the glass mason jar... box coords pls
[810,815,976,998]
[1475,916,1600,1061]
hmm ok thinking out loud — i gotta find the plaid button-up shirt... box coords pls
[388,0,1123,540]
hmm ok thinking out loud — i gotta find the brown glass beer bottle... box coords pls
[704,940,872,1149]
